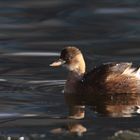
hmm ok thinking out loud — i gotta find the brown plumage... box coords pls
[50,46,140,94]
[82,62,140,94]
[50,46,140,118]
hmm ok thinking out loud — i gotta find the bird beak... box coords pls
[50,59,66,67]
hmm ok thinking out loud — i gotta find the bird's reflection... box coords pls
[50,92,140,137]
[50,122,87,136]
[65,92,140,119]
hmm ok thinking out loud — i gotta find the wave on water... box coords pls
[3,52,60,57]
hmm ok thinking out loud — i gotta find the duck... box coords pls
[50,46,140,119]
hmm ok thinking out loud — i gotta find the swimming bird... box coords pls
[50,46,140,118]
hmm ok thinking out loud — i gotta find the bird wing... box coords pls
[83,62,133,81]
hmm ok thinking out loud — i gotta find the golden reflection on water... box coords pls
[65,92,140,118]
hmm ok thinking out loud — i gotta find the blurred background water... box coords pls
[0,0,140,140]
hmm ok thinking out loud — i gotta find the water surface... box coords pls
[0,0,140,139]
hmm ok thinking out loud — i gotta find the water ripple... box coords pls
[3,52,60,57]
[28,79,65,85]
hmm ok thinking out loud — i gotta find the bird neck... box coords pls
[69,54,86,76]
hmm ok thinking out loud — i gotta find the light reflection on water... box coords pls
[3,52,60,56]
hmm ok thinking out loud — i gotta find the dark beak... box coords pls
[50,59,66,67]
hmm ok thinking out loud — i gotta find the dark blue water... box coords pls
[0,0,140,139]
